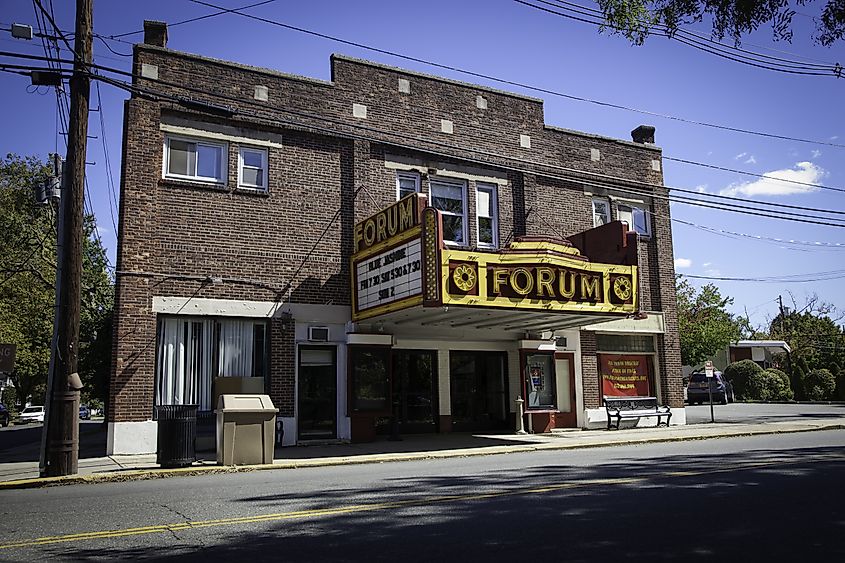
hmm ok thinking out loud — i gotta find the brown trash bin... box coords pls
[216,394,278,466]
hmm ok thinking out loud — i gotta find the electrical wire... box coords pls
[90,69,845,229]
[6,43,842,226]
[95,81,119,239]
[521,0,843,77]
[184,0,845,150]
[107,0,279,39]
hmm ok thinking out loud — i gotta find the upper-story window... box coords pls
[476,182,498,248]
[238,147,268,190]
[592,197,610,227]
[430,177,467,245]
[164,135,226,183]
[618,202,651,237]
[396,171,420,200]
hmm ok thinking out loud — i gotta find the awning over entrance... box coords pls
[350,193,640,332]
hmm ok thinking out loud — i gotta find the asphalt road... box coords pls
[1,429,843,561]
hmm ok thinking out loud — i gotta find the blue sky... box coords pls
[2,0,843,332]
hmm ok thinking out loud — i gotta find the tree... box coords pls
[597,0,845,46]
[676,275,743,367]
[0,154,113,409]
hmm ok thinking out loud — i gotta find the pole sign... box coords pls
[0,344,16,373]
[705,360,714,378]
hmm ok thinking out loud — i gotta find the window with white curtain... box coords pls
[476,182,498,248]
[155,316,268,411]
[430,177,467,245]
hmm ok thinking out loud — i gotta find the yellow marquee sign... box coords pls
[351,200,638,321]
[439,242,637,315]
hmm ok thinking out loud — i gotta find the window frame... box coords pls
[238,146,269,191]
[617,202,652,238]
[475,182,499,248]
[592,197,610,228]
[163,135,227,184]
[396,170,421,201]
[429,176,468,246]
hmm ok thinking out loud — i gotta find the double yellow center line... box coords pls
[2,454,840,550]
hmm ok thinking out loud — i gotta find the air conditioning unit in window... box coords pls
[308,326,330,342]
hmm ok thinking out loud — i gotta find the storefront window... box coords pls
[155,316,268,411]
[349,346,391,413]
[598,354,654,398]
[523,353,556,409]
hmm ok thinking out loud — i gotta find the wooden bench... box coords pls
[603,396,671,430]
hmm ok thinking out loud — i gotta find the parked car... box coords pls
[79,405,91,420]
[0,403,10,427]
[687,372,734,405]
[17,405,45,424]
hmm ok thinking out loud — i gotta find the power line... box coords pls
[673,218,845,252]
[663,156,845,195]
[684,271,845,283]
[6,42,843,226]
[4,45,840,199]
[107,0,279,39]
[184,0,845,150]
[521,0,842,77]
[90,70,845,229]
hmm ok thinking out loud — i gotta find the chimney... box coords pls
[143,20,168,48]
[631,125,655,144]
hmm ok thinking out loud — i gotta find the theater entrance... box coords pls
[449,351,508,432]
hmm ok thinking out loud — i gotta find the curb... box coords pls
[2,422,843,491]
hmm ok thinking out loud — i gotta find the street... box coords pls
[1,429,843,561]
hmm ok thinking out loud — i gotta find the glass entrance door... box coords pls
[390,350,438,433]
[450,351,508,432]
[298,346,337,440]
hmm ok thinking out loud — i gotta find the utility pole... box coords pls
[42,0,92,477]
[778,295,795,396]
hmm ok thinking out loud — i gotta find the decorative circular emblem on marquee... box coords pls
[613,276,632,301]
[452,264,477,292]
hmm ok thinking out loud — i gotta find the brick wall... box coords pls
[112,40,682,422]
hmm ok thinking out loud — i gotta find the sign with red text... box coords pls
[599,354,651,397]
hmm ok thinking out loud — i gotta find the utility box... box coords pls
[216,394,278,466]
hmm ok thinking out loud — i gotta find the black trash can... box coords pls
[156,404,198,468]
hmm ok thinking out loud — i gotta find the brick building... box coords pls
[108,21,683,454]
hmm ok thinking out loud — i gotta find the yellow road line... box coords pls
[2,455,840,550]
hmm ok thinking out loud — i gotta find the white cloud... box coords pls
[703,262,712,267]
[811,149,822,159]
[704,267,721,276]
[694,184,708,193]
[744,155,756,164]
[719,161,825,197]
[734,152,748,160]
[831,136,839,141]
[674,258,692,269]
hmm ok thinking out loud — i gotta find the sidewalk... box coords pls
[2,416,844,490]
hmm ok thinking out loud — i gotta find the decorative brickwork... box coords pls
[111,37,683,425]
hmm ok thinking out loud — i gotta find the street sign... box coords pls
[0,344,16,373]
[705,360,714,378]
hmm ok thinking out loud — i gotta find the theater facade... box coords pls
[108,22,684,454]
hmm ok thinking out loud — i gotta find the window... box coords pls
[349,346,391,414]
[523,353,556,409]
[238,147,268,190]
[155,317,268,411]
[592,197,610,227]
[430,178,467,245]
[396,171,420,200]
[618,203,651,237]
[476,183,498,248]
[164,136,226,183]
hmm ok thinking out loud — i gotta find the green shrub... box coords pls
[762,369,794,401]
[741,369,794,402]
[801,369,836,401]
[724,360,764,401]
